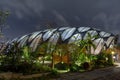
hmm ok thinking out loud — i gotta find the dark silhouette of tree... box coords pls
[0,10,9,35]
[0,10,9,53]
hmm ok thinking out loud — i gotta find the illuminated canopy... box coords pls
[5,27,117,54]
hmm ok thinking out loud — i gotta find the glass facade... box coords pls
[4,27,117,54]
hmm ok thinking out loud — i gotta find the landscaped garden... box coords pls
[0,33,116,80]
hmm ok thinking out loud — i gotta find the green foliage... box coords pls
[69,44,80,63]
[81,62,91,70]
[0,10,9,24]
[0,10,9,35]
[22,46,29,59]
[0,42,52,74]
[22,46,33,63]
[70,33,98,67]
[0,32,115,74]
[0,42,23,72]
[76,53,88,65]
[107,54,114,66]
[69,32,114,71]
[50,68,58,75]
[69,63,79,72]
[93,52,114,68]
[55,62,68,70]
[70,51,114,71]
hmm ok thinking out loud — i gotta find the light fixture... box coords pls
[111,51,115,55]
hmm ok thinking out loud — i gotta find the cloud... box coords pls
[0,0,45,19]
[93,12,120,35]
[52,10,69,27]
[35,25,43,30]
[0,0,120,42]
[74,16,81,22]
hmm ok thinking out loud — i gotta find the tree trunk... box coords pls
[51,53,54,69]
[42,56,45,65]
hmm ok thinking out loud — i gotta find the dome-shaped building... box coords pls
[4,27,118,55]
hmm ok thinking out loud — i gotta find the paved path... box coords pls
[56,63,120,80]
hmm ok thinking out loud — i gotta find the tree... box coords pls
[54,43,69,62]
[74,33,98,54]
[0,10,9,35]
[0,10,9,54]
[83,33,98,54]
[69,33,98,65]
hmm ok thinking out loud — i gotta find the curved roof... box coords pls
[6,27,116,54]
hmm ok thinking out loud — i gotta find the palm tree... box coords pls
[80,33,98,54]
[70,33,98,64]
[85,33,97,54]
[48,42,56,69]
[36,42,49,65]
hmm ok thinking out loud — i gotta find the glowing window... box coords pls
[100,31,111,37]
[94,38,104,54]
[78,27,90,32]
[28,31,41,42]
[78,27,85,32]
[43,29,56,41]
[62,28,76,41]
[18,36,29,47]
[49,32,59,44]
[30,34,42,51]
[106,37,114,47]
[84,30,98,40]
[69,33,82,43]
[17,35,27,43]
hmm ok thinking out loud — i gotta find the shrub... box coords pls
[55,62,68,70]
[107,54,114,66]
[69,63,79,72]
[50,68,58,76]
[81,62,91,70]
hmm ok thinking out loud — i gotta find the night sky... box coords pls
[0,0,120,41]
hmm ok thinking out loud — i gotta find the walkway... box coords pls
[56,63,120,80]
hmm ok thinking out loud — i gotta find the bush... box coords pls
[22,62,51,74]
[50,68,58,75]
[107,54,114,66]
[0,60,52,75]
[69,63,79,72]
[81,62,91,70]
[55,62,68,70]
